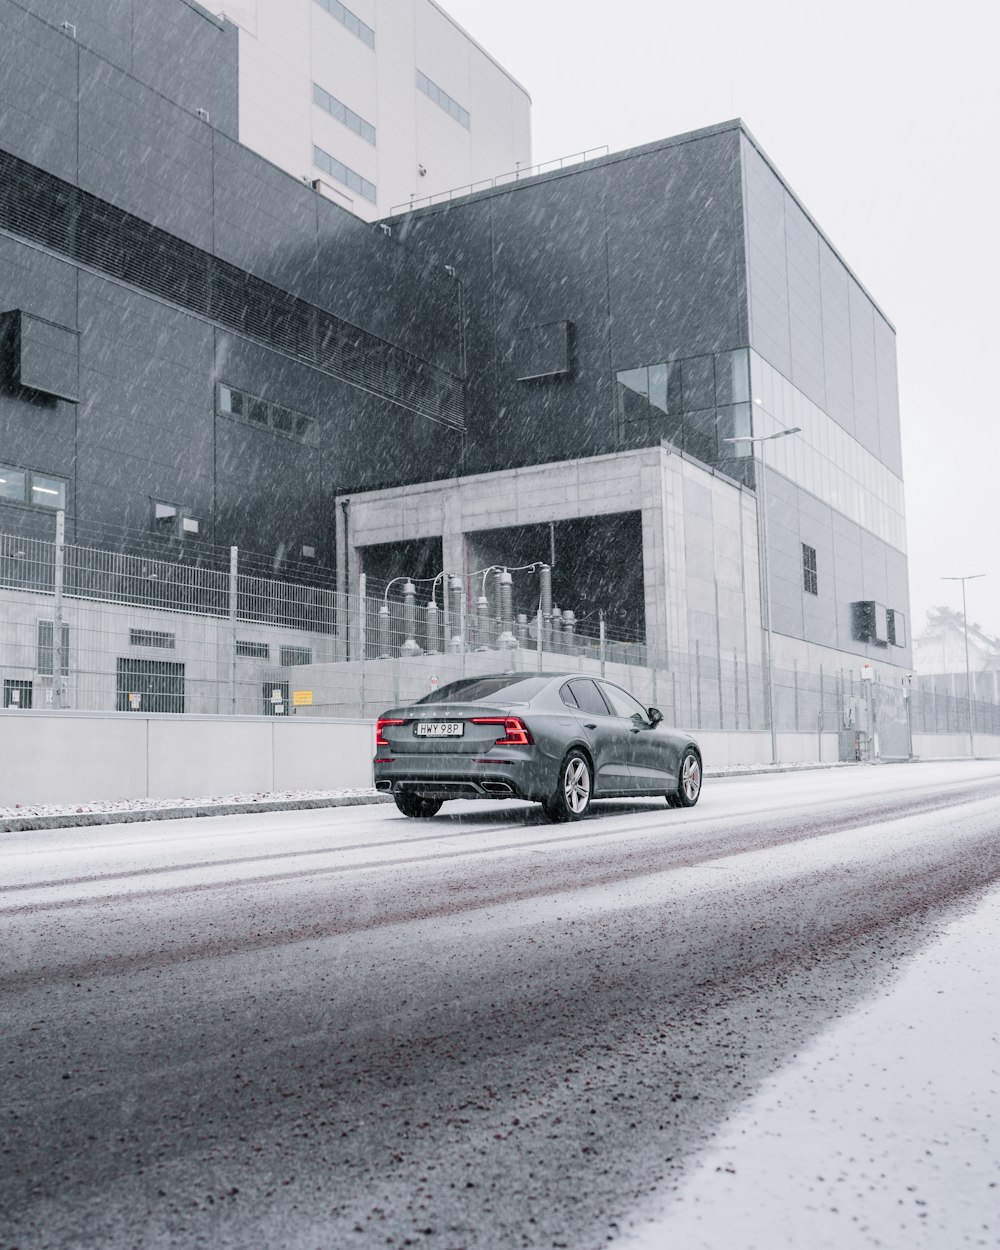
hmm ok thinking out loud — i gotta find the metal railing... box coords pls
[3,520,1000,740]
[389,147,610,215]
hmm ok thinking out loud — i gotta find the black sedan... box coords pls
[374,671,702,821]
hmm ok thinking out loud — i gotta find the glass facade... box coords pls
[615,348,752,479]
[750,351,906,552]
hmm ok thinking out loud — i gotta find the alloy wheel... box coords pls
[563,757,591,814]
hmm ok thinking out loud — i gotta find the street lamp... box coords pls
[724,424,801,764]
[941,573,985,759]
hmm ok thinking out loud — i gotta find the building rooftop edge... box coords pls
[387,117,896,333]
[426,0,532,101]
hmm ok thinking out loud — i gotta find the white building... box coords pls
[214,0,532,221]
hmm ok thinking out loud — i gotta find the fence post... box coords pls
[53,510,66,708]
[358,572,367,716]
[599,610,606,678]
[695,639,702,729]
[734,650,740,731]
[716,645,724,730]
[227,545,238,714]
[459,585,467,677]
[793,658,800,732]
[818,663,824,760]
[537,606,543,672]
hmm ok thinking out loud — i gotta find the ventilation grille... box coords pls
[0,148,464,429]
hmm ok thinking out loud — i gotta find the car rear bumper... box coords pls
[373,752,550,801]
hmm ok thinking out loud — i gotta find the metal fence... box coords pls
[3,519,1000,740]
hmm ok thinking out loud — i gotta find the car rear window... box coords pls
[416,676,551,704]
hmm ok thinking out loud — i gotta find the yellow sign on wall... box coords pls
[292,690,313,706]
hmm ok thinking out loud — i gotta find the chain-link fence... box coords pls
[3,519,999,740]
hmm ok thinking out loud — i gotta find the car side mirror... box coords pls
[648,706,663,726]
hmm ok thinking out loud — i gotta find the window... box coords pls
[416,70,470,129]
[888,609,906,647]
[29,473,66,508]
[271,406,295,434]
[129,628,176,649]
[37,620,69,676]
[802,544,818,595]
[218,384,242,416]
[3,678,32,709]
[154,501,177,531]
[0,464,68,510]
[682,355,715,412]
[152,501,200,538]
[312,0,374,48]
[313,145,376,204]
[0,465,27,503]
[216,384,318,445]
[236,640,270,659]
[614,349,753,475]
[416,675,552,704]
[263,681,290,715]
[559,683,580,708]
[116,658,184,713]
[567,679,611,717]
[280,645,312,666]
[313,84,376,145]
[599,682,649,722]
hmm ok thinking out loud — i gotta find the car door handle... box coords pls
[584,722,597,730]
[629,727,641,734]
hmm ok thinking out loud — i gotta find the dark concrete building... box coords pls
[0,0,911,686]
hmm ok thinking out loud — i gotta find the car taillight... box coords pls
[470,716,534,746]
[376,718,404,748]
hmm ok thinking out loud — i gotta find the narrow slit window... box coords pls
[802,543,818,596]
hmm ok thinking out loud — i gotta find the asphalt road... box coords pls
[3,760,1000,1250]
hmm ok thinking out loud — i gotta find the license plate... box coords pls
[415,721,464,737]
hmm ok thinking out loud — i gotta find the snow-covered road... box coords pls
[3,760,999,1248]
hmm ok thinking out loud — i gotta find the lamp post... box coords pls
[724,424,801,764]
[941,573,985,759]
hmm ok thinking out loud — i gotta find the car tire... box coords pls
[394,793,443,818]
[543,750,593,822]
[672,749,702,808]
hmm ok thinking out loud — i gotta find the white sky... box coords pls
[443,0,1000,641]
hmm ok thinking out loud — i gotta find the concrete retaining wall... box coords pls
[912,732,1000,759]
[1,710,374,805]
[6,713,993,808]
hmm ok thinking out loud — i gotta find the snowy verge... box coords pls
[0,755,865,835]
[0,761,890,833]
[620,884,1000,1249]
[0,789,390,833]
